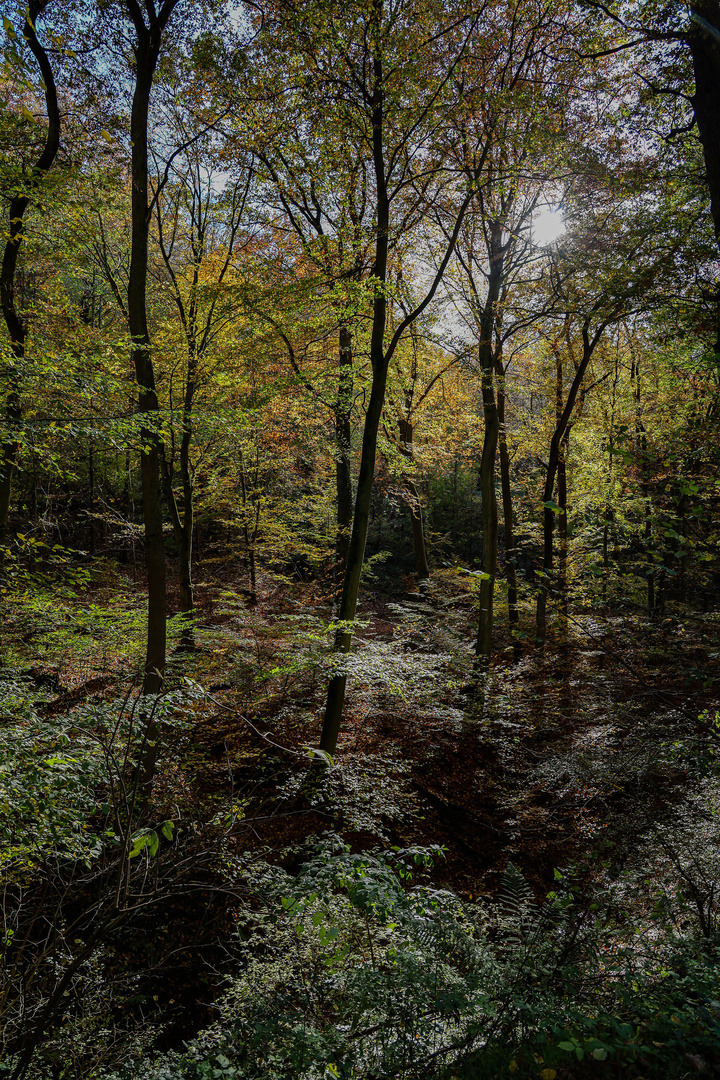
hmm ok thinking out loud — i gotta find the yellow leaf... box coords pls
[540,1072,557,1080]
[101,129,113,143]
[509,1063,518,1074]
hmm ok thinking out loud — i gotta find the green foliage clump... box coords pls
[0,675,105,878]
[97,840,720,1080]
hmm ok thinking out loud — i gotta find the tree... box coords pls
[441,17,571,669]
[152,143,252,646]
[531,182,688,649]
[252,0,491,755]
[0,0,60,551]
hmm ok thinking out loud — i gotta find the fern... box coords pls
[496,862,539,949]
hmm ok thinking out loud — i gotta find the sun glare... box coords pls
[533,207,565,247]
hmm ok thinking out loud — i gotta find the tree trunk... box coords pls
[690,4,720,254]
[124,0,180,803]
[0,1,60,554]
[496,364,518,640]
[160,456,194,650]
[630,344,655,615]
[160,348,196,649]
[177,423,195,645]
[408,479,430,578]
[398,417,430,579]
[554,341,570,637]
[126,6,178,696]
[321,351,389,753]
[475,222,503,669]
[319,23,478,753]
[320,45,392,756]
[89,442,96,555]
[335,326,354,600]
[688,3,720,352]
[476,362,499,665]
[557,432,569,632]
[536,319,608,650]
[239,449,260,606]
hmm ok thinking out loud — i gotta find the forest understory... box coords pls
[4,538,720,1080]
[4,0,720,1075]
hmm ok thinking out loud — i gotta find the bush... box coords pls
[102,840,720,1080]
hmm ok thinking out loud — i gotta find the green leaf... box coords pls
[304,746,334,766]
[128,829,159,859]
[558,1042,575,1052]
[129,833,148,859]
[161,820,174,841]
[592,1048,608,1061]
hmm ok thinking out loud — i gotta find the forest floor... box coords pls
[5,553,720,1077]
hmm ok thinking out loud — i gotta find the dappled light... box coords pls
[1,0,719,1078]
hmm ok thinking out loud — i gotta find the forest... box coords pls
[1,0,720,1076]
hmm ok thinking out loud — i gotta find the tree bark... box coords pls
[124,0,180,696]
[554,347,569,634]
[557,431,569,628]
[89,443,96,555]
[335,326,354,600]
[160,350,196,649]
[536,319,608,650]
[123,0,180,806]
[320,40,391,754]
[398,417,430,579]
[495,368,518,640]
[690,4,720,251]
[476,360,499,665]
[0,1,60,553]
[475,222,503,668]
[239,448,260,606]
[688,3,720,351]
[321,336,389,753]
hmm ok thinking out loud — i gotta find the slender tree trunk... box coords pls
[335,326,354,601]
[320,47,392,756]
[476,361,499,665]
[319,22,477,753]
[557,432,569,633]
[239,450,259,606]
[30,454,37,520]
[688,4,720,356]
[554,341,570,638]
[123,0,180,804]
[160,454,194,650]
[475,223,503,668]
[89,443,96,555]
[496,370,518,639]
[177,424,194,641]
[536,319,608,650]
[408,479,430,578]
[160,348,196,649]
[125,6,178,696]
[398,417,430,579]
[321,353,389,752]
[601,350,620,606]
[630,343,655,615]
[0,2,60,554]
